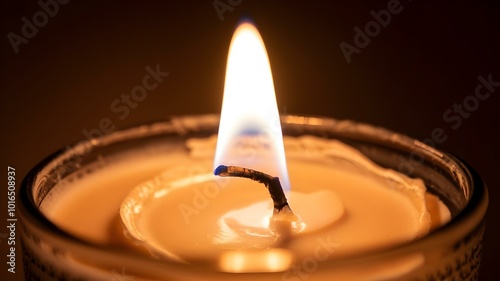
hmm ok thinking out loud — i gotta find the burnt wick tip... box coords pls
[214,165,228,176]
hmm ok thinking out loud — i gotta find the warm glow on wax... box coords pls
[214,22,290,191]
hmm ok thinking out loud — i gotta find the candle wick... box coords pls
[214,165,304,246]
[214,165,292,214]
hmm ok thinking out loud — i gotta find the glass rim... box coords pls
[18,114,488,275]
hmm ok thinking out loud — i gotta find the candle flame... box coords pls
[214,22,290,191]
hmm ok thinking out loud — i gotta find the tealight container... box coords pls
[19,114,487,281]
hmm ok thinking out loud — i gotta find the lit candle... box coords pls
[116,23,449,269]
[43,22,451,276]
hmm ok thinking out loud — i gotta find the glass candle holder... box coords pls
[19,114,488,281]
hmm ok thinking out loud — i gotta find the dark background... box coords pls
[1,1,498,280]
